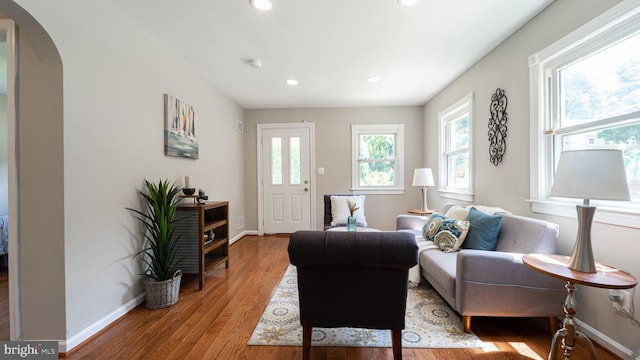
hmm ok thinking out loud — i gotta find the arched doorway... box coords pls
[0,1,63,341]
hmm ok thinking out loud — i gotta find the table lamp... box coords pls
[550,149,630,273]
[412,168,435,212]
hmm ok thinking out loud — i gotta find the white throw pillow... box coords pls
[444,206,470,220]
[330,195,367,226]
[467,205,511,215]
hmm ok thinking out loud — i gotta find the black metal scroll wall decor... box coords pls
[488,88,508,166]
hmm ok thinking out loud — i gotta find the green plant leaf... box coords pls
[126,178,182,281]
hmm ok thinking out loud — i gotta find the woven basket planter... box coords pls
[144,270,182,309]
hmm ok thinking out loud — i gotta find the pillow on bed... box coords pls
[330,195,367,226]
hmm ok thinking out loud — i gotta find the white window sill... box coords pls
[351,188,405,195]
[529,199,640,229]
[437,190,474,202]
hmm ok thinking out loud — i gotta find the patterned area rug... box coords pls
[248,265,483,348]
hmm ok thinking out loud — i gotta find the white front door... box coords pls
[259,124,314,234]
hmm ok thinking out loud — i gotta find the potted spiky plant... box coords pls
[127,179,183,309]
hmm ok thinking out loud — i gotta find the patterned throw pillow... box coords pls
[422,214,470,253]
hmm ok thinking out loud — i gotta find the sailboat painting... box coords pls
[164,93,199,159]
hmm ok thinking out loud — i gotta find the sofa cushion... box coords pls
[398,228,424,241]
[462,207,502,251]
[420,249,457,299]
[330,195,367,226]
[422,214,470,252]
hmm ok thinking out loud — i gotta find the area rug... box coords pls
[248,265,483,348]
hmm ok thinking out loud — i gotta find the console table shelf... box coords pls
[174,201,229,290]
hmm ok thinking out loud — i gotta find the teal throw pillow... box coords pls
[461,207,502,251]
[422,213,470,253]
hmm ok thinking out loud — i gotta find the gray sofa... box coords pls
[396,204,566,333]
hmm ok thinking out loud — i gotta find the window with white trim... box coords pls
[529,2,640,227]
[438,93,473,202]
[351,124,404,194]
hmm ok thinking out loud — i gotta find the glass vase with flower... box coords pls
[347,200,359,232]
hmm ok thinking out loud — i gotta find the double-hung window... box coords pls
[438,93,473,202]
[529,2,640,227]
[351,124,404,194]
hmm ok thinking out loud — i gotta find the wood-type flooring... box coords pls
[0,235,619,359]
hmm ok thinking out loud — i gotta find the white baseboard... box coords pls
[230,230,258,244]
[62,233,252,352]
[62,293,145,353]
[61,230,261,353]
[576,318,634,359]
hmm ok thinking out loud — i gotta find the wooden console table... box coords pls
[174,201,229,289]
[523,254,637,360]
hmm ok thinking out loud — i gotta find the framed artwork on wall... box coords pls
[164,93,199,159]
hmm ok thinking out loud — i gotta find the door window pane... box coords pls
[290,137,300,185]
[271,137,282,185]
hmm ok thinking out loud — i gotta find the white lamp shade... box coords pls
[412,168,435,187]
[550,149,630,201]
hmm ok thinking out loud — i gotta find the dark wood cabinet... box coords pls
[174,201,229,289]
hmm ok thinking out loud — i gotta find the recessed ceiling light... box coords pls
[367,76,381,83]
[250,0,273,11]
[245,59,262,69]
[398,0,419,5]
[286,79,299,86]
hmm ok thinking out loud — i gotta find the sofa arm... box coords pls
[396,214,429,231]
[456,249,563,288]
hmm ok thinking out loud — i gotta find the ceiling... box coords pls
[113,0,554,109]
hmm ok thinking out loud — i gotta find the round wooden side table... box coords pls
[523,254,637,360]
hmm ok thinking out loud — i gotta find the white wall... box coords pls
[244,106,424,231]
[11,0,245,349]
[424,0,640,355]
[6,0,637,354]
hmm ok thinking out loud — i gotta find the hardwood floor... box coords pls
[62,235,620,360]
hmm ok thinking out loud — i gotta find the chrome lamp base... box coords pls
[568,204,596,273]
[420,187,428,212]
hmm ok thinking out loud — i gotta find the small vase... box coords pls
[347,215,357,232]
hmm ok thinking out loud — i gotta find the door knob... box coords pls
[304,188,309,192]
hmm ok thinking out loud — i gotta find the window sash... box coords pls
[438,93,473,199]
[357,134,397,161]
[529,0,640,228]
[351,124,404,194]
